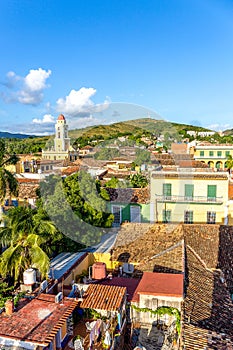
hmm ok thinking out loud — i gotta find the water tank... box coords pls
[92,262,106,280]
[23,268,36,285]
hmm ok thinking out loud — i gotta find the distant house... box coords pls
[106,187,151,226]
[3,177,40,209]
[192,142,233,169]
[5,153,41,174]
[79,145,95,157]
[104,157,134,171]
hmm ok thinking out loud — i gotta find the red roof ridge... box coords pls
[57,114,65,121]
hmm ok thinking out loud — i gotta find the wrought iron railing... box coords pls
[155,195,223,203]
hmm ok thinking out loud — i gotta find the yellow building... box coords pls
[150,169,229,224]
[192,143,233,169]
[42,114,78,161]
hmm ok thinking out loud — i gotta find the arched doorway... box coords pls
[216,161,223,170]
[208,161,214,168]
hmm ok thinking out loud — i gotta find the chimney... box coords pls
[5,299,14,315]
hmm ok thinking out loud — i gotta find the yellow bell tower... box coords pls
[54,114,70,152]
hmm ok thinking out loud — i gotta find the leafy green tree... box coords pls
[104,177,130,189]
[0,282,14,308]
[134,148,151,166]
[128,173,148,188]
[39,172,114,246]
[105,177,120,188]
[94,147,120,160]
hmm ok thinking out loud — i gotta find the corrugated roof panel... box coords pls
[49,252,86,280]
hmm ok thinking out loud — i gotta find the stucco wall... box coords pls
[131,294,182,325]
[151,176,228,223]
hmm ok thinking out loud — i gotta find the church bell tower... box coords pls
[54,114,70,152]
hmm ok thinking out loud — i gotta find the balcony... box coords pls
[155,195,223,204]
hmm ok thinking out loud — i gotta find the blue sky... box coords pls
[1,0,233,135]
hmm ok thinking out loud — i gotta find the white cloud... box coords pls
[24,68,51,92]
[4,71,21,88]
[68,114,104,129]
[1,68,51,105]
[56,87,109,117]
[207,123,231,131]
[32,114,55,124]
[18,68,51,105]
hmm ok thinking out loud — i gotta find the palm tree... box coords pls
[226,155,233,175]
[128,173,148,188]
[0,206,57,283]
[0,139,19,205]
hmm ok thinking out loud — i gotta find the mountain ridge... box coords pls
[0,131,36,139]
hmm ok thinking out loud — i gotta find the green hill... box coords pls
[3,118,217,155]
[69,118,213,139]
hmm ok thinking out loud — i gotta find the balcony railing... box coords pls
[155,195,223,204]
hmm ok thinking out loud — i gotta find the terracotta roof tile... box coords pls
[0,294,77,346]
[112,223,233,347]
[80,284,126,311]
[98,277,140,301]
[61,165,80,175]
[106,187,150,204]
[112,224,184,279]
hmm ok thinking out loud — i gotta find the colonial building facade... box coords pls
[150,169,229,224]
[192,143,233,169]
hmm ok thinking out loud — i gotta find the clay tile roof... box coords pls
[132,272,184,302]
[182,243,233,348]
[57,114,65,120]
[0,294,78,346]
[61,165,80,176]
[80,284,126,311]
[113,223,183,272]
[17,178,39,184]
[16,179,40,199]
[106,187,150,204]
[98,277,141,301]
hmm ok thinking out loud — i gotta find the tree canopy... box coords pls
[0,139,19,204]
[0,205,83,283]
[38,172,114,246]
[94,147,120,160]
[128,173,148,188]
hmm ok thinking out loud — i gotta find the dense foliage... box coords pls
[0,282,14,308]
[104,177,129,189]
[128,173,148,188]
[134,148,151,166]
[0,206,83,283]
[4,137,47,155]
[38,172,114,246]
[131,304,181,335]
[0,139,19,203]
[94,147,120,160]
